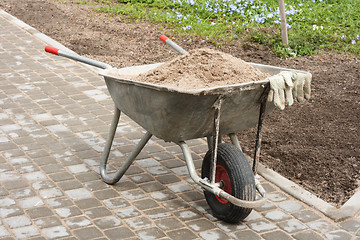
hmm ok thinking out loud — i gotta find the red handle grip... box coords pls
[159,35,169,43]
[45,46,59,55]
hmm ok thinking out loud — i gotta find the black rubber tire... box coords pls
[201,143,256,223]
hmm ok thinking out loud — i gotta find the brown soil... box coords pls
[134,48,270,89]
[1,0,359,206]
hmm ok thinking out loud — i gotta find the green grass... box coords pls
[89,0,359,57]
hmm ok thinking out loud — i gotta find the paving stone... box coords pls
[4,215,31,228]
[18,197,44,209]
[144,207,171,219]
[26,207,53,219]
[248,220,277,233]
[121,189,147,200]
[307,220,338,234]
[57,180,83,191]
[161,159,185,169]
[170,166,189,176]
[94,216,122,229]
[264,210,292,222]
[0,225,10,237]
[277,219,307,233]
[324,229,352,240]
[337,219,360,233]
[73,226,104,240]
[216,222,246,233]
[0,206,24,218]
[292,209,322,223]
[93,189,119,200]
[133,198,159,210]
[0,197,16,207]
[190,200,210,213]
[103,198,130,209]
[155,217,186,231]
[2,179,28,190]
[261,230,293,240]
[0,187,8,197]
[267,192,289,202]
[147,166,170,175]
[136,227,166,240]
[175,209,202,221]
[230,229,262,240]
[84,180,109,191]
[167,228,198,240]
[115,207,141,219]
[278,200,304,213]
[126,216,153,230]
[46,197,73,208]
[186,219,216,232]
[10,188,36,199]
[39,188,63,199]
[84,206,112,219]
[67,164,89,174]
[150,191,177,201]
[12,225,40,239]
[34,216,62,229]
[130,173,155,183]
[65,188,92,200]
[41,164,64,174]
[139,181,166,192]
[49,172,74,182]
[74,198,102,209]
[163,199,190,211]
[16,163,39,174]
[292,230,324,240]
[65,216,92,229]
[243,211,263,222]
[55,206,82,218]
[179,191,204,202]
[75,172,100,182]
[199,229,230,240]
[32,180,56,190]
[104,227,135,239]
[168,182,193,193]
[136,158,161,168]
[155,174,181,184]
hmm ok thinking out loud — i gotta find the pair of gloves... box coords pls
[267,71,312,110]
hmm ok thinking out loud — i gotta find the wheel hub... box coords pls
[215,164,231,204]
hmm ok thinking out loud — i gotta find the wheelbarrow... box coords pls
[45,39,309,223]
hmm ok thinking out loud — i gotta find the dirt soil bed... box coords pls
[1,0,359,206]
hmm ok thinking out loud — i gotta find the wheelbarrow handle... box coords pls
[159,35,188,55]
[45,46,112,69]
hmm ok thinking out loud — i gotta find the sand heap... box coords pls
[133,48,270,90]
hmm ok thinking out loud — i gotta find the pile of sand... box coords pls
[133,48,270,90]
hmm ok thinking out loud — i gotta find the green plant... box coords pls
[91,0,359,57]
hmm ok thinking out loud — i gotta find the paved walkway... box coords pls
[0,10,359,240]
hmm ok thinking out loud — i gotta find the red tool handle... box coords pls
[45,46,59,55]
[159,35,188,55]
[44,46,111,69]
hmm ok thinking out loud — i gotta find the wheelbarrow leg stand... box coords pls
[100,106,152,185]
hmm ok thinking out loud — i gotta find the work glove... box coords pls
[267,71,295,110]
[293,72,312,102]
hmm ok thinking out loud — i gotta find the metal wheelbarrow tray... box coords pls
[45,46,309,223]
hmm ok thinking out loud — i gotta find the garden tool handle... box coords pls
[159,35,188,55]
[45,46,112,69]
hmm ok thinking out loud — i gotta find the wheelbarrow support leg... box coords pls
[100,107,152,184]
[253,89,269,175]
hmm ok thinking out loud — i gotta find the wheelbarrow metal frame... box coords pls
[45,45,309,210]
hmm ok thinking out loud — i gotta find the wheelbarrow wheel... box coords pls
[201,143,256,223]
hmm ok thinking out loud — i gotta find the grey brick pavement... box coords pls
[1,9,360,240]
